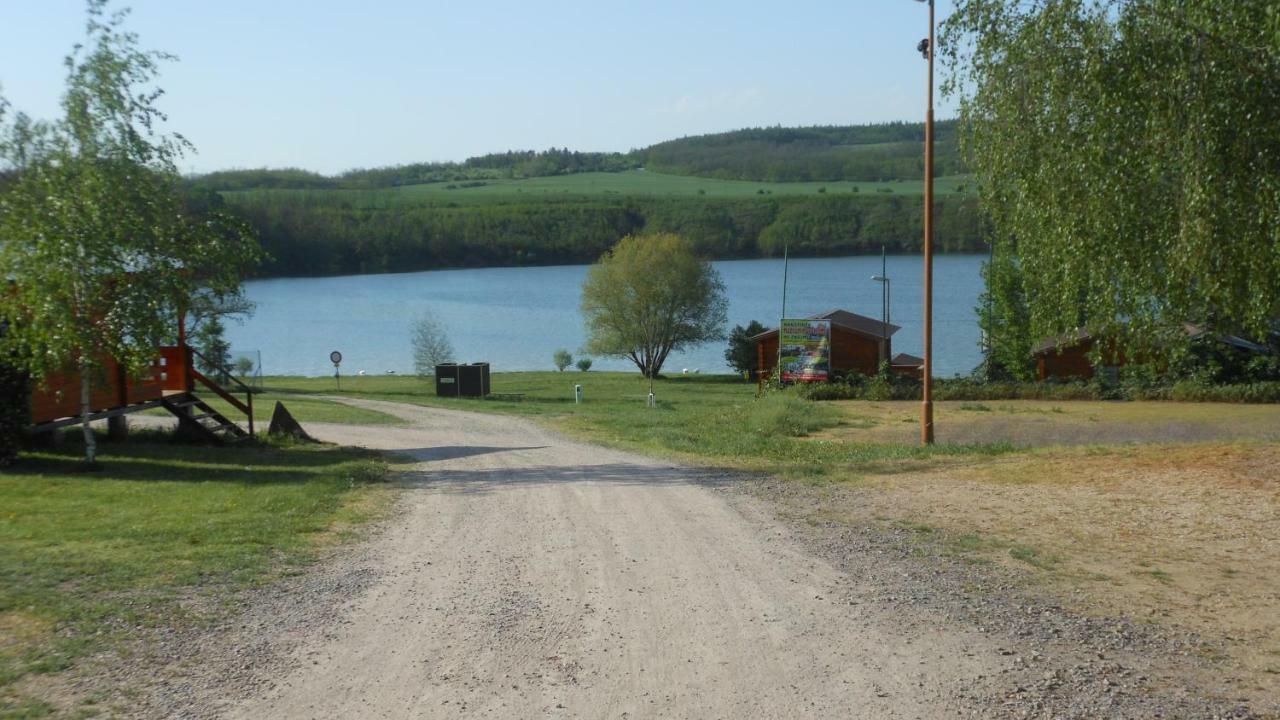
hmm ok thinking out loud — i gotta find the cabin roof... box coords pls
[890,352,924,367]
[751,308,900,342]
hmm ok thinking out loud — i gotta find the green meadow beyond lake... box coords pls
[226,255,987,377]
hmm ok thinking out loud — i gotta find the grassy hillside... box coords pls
[194,120,979,278]
[639,121,963,182]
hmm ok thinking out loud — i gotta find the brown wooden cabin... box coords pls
[890,352,925,378]
[29,342,255,442]
[754,309,901,386]
[1033,324,1274,381]
[1031,329,1105,381]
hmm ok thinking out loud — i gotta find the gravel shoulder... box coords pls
[110,398,1261,718]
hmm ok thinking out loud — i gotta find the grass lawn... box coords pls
[263,372,1014,477]
[0,434,391,718]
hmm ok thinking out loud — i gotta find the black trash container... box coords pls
[435,363,490,397]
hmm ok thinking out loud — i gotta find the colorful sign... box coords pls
[779,319,831,382]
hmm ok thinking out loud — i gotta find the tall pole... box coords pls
[921,0,936,445]
[881,246,888,365]
[778,242,790,379]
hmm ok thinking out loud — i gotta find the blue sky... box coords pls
[0,1,957,175]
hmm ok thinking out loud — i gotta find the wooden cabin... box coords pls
[754,309,900,383]
[890,352,925,378]
[28,341,255,442]
[1033,324,1274,381]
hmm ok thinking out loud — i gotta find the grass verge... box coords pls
[0,432,392,717]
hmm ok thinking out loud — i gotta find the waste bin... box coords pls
[435,363,490,397]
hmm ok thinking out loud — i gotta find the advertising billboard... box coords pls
[779,319,831,382]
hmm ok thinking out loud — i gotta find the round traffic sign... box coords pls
[330,350,343,365]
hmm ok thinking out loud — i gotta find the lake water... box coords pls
[226,255,988,378]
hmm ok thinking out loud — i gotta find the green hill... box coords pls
[639,121,962,182]
[194,121,981,278]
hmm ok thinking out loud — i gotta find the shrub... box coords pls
[797,381,859,401]
[553,349,573,372]
[576,358,593,372]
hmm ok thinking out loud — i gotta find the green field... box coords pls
[227,170,971,208]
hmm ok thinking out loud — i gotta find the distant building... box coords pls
[753,309,902,383]
[1031,324,1274,381]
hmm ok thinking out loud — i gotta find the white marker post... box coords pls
[574,384,583,404]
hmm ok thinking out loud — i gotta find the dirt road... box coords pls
[218,398,1012,719]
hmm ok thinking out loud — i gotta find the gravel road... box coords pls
[202,397,1020,719]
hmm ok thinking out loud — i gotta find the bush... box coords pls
[576,358,593,372]
[553,349,573,372]
[797,381,859,401]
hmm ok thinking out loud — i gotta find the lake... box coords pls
[226,255,988,378]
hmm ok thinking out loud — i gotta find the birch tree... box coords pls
[0,1,261,464]
[943,0,1280,367]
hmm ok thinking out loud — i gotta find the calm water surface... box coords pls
[226,255,987,378]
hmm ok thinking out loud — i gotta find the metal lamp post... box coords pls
[871,274,891,364]
[912,0,936,445]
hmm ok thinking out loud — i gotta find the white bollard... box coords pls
[647,392,656,407]
[575,384,583,404]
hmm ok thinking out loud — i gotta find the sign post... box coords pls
[330,350,343,391]
[778,319,831,383]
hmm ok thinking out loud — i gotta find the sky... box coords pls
[0,0,958,175]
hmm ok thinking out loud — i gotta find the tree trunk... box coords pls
[79,356,97,465]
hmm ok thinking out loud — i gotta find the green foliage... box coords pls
[723,320,768,377]
[233,356,255,380]
[192,317,232,379]
[975,247,1036,381]
[224,188,981,277]
[0,1,261,462]
[582,234,728,378]
[575,357,593,372]
[553,349,573,372]
[943,0,1280,366]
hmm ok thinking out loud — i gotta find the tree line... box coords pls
[219,192,984,277]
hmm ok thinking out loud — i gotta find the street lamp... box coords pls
[912,0,936,445]
[871,274,891,365]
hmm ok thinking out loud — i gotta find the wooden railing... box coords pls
[188,347,255,435]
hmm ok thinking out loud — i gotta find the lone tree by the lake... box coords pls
[0,0,261,464]
[581,233,727,378]
[411,311,454,376]
[553,349,573,372]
